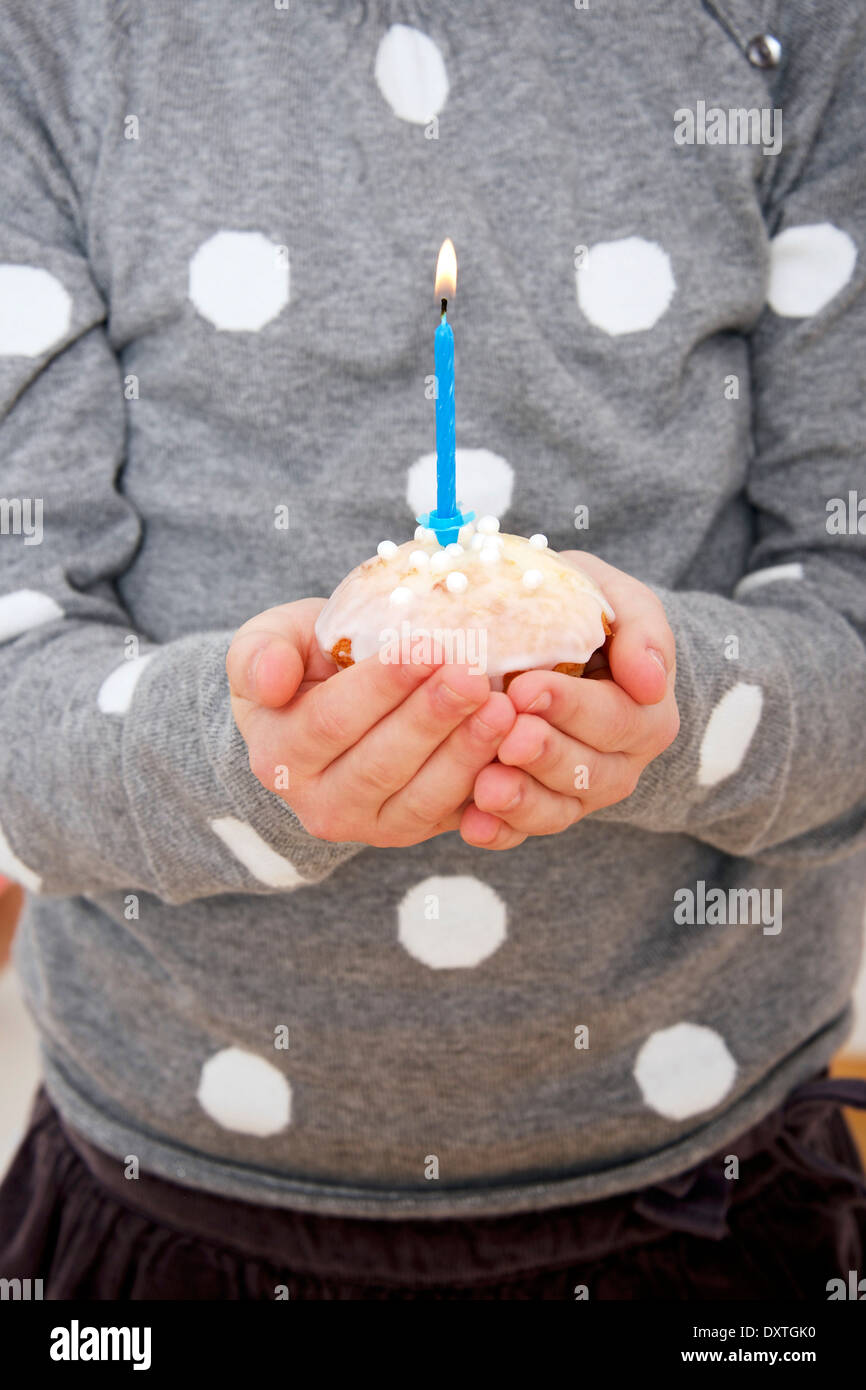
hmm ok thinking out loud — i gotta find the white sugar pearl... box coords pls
[458,523,475,546]
[389,586,413,606]
[479,545,500,566]
[477,515,500,535]
[429,550,450,574]
[478,533,503,553]
[408,549,430,569]
[470,533,486,551]
[414,525,427,541]
[445,571,468,594]
[424,528,437,543]
[377,540,398,559]
[528,533,548,550]
[522,568,544,590]
[445,542,463,555]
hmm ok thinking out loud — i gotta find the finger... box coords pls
[559,551,674,705]
[472,762,584,837]
[505,669,645,754]
[227,598,328,708]
[258,647,448,780]
[379,692,515,836]
[496,712,632,800]
[459,803,528,851]
[323,664,492,811]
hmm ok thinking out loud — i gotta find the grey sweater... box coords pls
[1,0,865,1218]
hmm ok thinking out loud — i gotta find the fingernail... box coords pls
[472,709,502,738]
[646,647,667,674]
[500,788,522,811]
[522,737,546,765]
[525,691,552,712]
[439,680,475,710]
[248,643,270,693]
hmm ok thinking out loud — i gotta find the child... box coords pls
[0,0,865,1299]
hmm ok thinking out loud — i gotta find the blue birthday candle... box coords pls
[417,239,473,546]
[434,313,456,516]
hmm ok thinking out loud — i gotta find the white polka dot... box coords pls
[767,223,857,317]
[635,1022,737,1120]
[0,265,72,357]
[97,653,155,714]
[697,683,763,788]
[576,236,675,336]
[733,562,803,600]
[398,874,507,969]
[407,448,514,524]
[0,820,41,893]
[197,1047,291,1136]
[374,24,448,125]
[189,231,289,331]
[210,816,305,889]
[0,590,63,643]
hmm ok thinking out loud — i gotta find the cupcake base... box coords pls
[327,610,611,687]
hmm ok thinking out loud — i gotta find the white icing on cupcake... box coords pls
[316,532,615,692]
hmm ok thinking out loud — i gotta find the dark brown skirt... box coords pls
[1,1074,865,1299]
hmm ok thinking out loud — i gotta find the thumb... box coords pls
[559,550,673,706]
[608,625,670,705]
[227,597,328,707]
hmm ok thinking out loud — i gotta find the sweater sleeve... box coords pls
[594,1,866,867]
[0,3,364,904]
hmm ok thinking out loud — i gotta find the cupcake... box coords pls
[315,516,614,693]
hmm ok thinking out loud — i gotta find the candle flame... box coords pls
[435,238,457,302]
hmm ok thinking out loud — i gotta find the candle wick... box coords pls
[440,297,447,318]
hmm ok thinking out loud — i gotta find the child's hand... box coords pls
[461,553,680,850]
[227,598,516,847]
